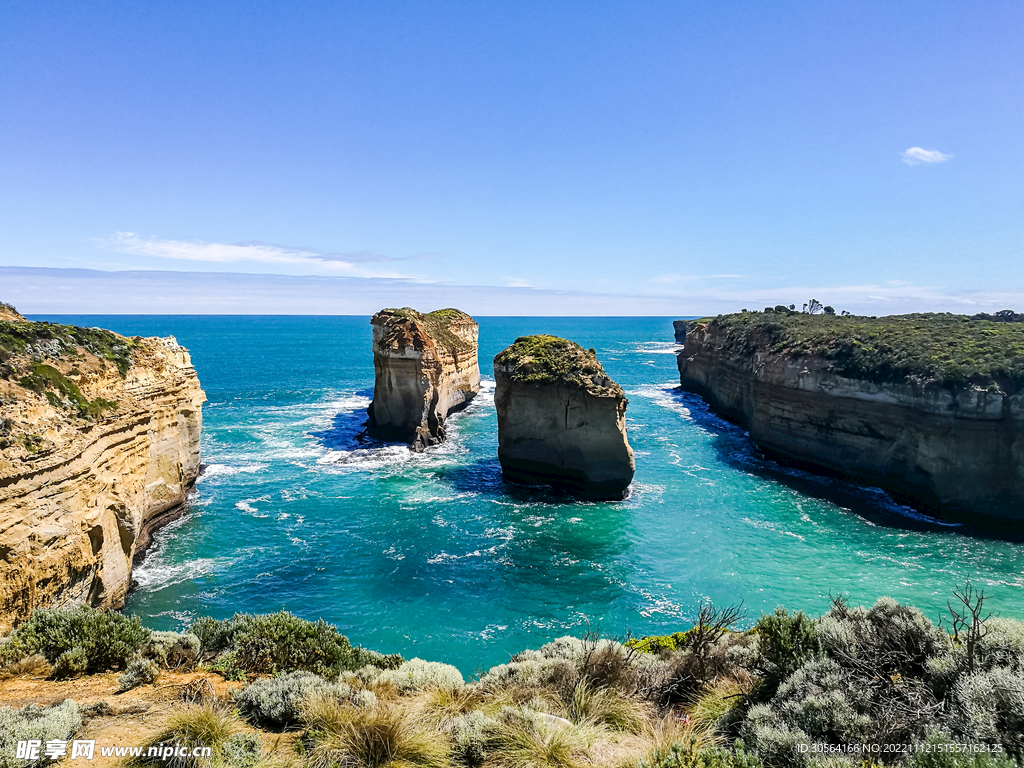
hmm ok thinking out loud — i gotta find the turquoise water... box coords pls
[42,315,1024,675]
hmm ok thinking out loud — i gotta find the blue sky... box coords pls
[2,1,1022,314]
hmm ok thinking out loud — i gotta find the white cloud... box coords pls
[902,147,953,166]
[99,232,417,279]
[504,277,534,288]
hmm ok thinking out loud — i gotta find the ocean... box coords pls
[43,315,1024,675]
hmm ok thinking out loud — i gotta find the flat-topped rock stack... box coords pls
[493,335,634,500]
[367,308,481,451]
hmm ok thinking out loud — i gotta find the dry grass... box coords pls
[129,702,240,768]
[409,685,490,730]
[687,677,749,734]
[302,695,450,768]
[484,710,592,768]
[562,680,651,734]
[0,653,52,680]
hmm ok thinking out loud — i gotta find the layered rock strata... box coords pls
[677,314,1024,524]
[0,318,204,631]
[367,308,481,450]
[494,335,635,500]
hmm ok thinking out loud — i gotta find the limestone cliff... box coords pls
[367,308,481,451]
[0,317,205,631]
[677,312,1024,525]
[494,335,634,500]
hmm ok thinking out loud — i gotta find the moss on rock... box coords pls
[493,335,624,396]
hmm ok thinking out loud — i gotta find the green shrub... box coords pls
[235,671,349,730]
[118,658,160,692]
[4,606,149,676]
[189,611,400,677]
[627,632,692,655]
[0,701,81,768]
[752,608,820,700]
[52,647,88,678]
[638,743,765,768]
[377,657,464,693]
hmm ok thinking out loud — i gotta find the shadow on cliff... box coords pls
[669,387,1024,542]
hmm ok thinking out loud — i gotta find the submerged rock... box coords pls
[493,335,635,500]
[367,308,481,451]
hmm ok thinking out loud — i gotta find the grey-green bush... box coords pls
[118,658,160,692]
[451,709,499,765]
[142,631,201,670]
[378,657,464,692]
[0,701,81,768]
[952,667,1024,757]
[234,671,350,729]
[772,657,873,744]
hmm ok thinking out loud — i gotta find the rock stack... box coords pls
[493,335,634,500]
[367,308,481,451]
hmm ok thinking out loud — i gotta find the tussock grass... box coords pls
[0,653,51,680]
[302,696,449,768]
[563,680,651,733]
[484,709,591,768]
[129,702,240,768]
[687,677,749,733]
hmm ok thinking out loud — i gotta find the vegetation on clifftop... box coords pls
[0,316,138,377]
[692,312,1024,390]
[494,335,625,396]
[2,589,1022,768]
[374,307,476,354]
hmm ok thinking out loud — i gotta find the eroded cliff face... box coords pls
[494,336,634,500]
[678,321,1024,524]
[0,328,204,631]
[367,308,481,451]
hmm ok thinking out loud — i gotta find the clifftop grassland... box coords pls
[2,591,1023,768]
[494,335,624,396]
[692,312,1024,391]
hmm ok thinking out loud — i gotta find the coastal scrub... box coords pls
[693,312,1024,390]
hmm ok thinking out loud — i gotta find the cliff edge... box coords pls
[677,311,1024,524]
[0,315,205,630]
[494,335,634,500]
[367,308,481,451]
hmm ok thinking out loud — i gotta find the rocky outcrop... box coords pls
[367,308,481,450]
[0,319,205,631]
[677,315,1024,525]
[673,320,692,344]
[494,335,634,500]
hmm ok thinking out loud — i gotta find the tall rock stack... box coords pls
[0,315,205,631]
[367,308,481,451]
[493,335,635,500]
